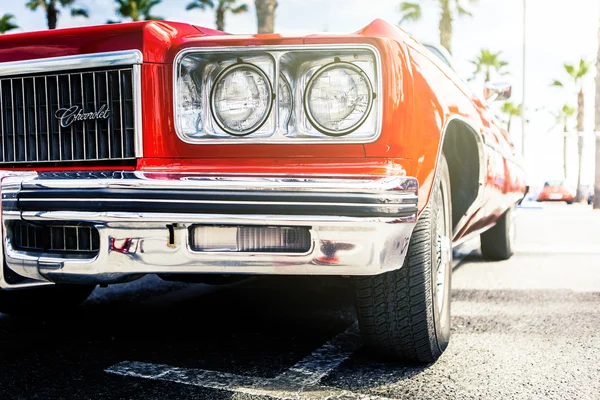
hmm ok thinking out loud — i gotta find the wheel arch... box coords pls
[438,116,485,237]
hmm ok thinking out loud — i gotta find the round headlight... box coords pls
[304,62,374,136]
[211,63,273,136]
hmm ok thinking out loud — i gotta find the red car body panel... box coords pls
[0,19,526,244]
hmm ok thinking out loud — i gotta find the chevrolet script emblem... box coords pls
[55,105,111,128]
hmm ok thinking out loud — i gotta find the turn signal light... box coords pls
[190,226,311,253]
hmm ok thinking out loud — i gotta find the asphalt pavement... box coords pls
[0,202,599,399]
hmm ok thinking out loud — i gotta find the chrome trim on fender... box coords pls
[0,50,144,77]
[1,172,418,285]
[133,64,144,158]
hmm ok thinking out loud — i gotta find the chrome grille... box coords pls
[11,222,100,255]
[0,67,136,164]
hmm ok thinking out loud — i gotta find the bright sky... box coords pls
[3,0,600,187]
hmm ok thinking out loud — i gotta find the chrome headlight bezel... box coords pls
[173,44,383,144]
[209,62,274,137]
[303,61,375,137]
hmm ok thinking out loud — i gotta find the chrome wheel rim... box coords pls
[433,184,451,315]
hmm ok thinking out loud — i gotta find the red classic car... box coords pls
[537,180,575,204]
[0,20,526,363]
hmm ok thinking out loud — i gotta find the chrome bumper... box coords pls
[0,171,418,288]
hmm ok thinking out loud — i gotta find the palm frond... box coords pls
[186,0,214,10]
[564,63,576,78]
[230,3,248,14]
[550,80,564,87]
[456,5,472,17]
[70,8,89,18]
[0,13,19,34]
[562,104,576,117]
[470,48,509,80]
[577,59,591,79]
[455,0,477,17]
[398,2,422,25]
[25,0,44,11]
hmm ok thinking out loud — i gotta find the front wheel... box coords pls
[0,284,95,316]
[354,155,452,363]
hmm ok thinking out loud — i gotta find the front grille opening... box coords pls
[0,66,136,165]
[11,222,100,255]
[190,225,312,253]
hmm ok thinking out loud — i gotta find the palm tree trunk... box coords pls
[563,125,568,180]
[576,134,584,202]
[594,19,600,208]
[507,117,512,133]
[439,4,452,54]
[47,2,58,29]
[255,0,276,34]
[130,1,140,21]
[595,134,600,207]
[575,88,585,202]
[216,7,225,31]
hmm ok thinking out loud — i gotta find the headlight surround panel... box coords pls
[174,45,382,143]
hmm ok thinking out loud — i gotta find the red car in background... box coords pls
[537,181,575,204]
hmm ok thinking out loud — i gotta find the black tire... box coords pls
[566,201,573,205]
[480,206,516,261]
[354,155,452,363]
[0,284,95,316]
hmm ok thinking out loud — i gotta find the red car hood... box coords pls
[0,19,410,64]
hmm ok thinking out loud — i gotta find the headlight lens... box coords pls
[304,62,374,136]
[278,73,293,131]
[211,63,273,136]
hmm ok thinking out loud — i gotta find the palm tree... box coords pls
[0,14,19,34]
[398,0,478,54]
[551,105,577,180]
[551,59,592,202]
[255,0,276,34]
[111,0,163,22]
[186,0,248,32]
[471,49,509,82]
[26,0,88,30]
[594,21,600,208]
[500,102,521,133]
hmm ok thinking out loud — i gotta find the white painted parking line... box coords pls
[270,322,362,387]
[106,323,394,399]
[106,361,279,396]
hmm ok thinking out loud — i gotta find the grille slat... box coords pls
[32,76,38,161]
[0,67,136,165]
[11,80,16,162]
